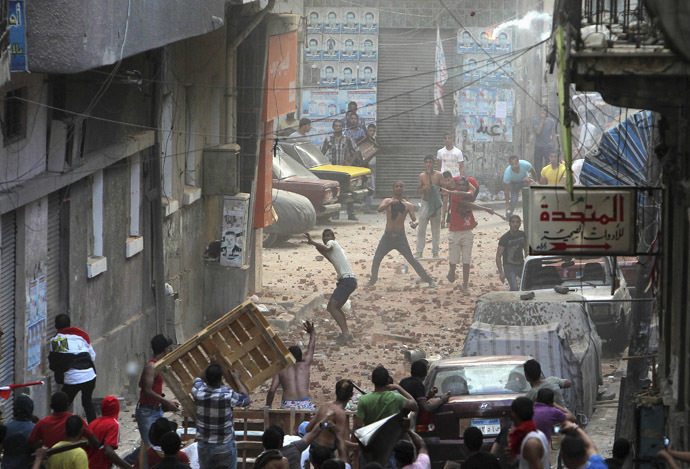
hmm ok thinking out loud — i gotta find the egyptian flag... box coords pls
[434,26,448,115]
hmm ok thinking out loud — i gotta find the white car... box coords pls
[520,255,632,350]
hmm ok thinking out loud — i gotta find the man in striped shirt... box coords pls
[192,364,250,469]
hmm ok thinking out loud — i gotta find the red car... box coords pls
[416,355,532,468]
[272,148,340,220]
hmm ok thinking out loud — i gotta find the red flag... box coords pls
[0,381,44,399]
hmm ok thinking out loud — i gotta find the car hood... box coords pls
[311,164,371,176]
[279,176,339,188]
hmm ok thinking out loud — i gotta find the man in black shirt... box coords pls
[461,427,500,469]
[399,360,449,419]
[495,215,528,291]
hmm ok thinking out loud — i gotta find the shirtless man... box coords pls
[305,379,356,463]
[366,181,436,287]
[266,321,317,410]
[416,155,445,258]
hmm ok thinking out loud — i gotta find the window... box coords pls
[126,154,144,258]
[3,87,27,144]
[87,170,107,277]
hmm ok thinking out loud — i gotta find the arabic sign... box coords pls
[9,0,27,72]
[528,187,636,255]
[265,31,298,122]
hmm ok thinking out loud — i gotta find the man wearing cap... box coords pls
[135,335,179,448]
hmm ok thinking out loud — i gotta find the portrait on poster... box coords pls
[221,196,249,268]
[319,63,338,88]
[322,34,340,61]
[340,37,359,61]
[305,35,322,61]
[358,64,377,89]
[463,58,479,81]
[302,90,339,118]
[306,8,322,33]
[495,31,512,52]
[341,8,360,34]
[341,90,377,118]
[457,29,476,53]
[478,31,495,52]
[323,9,341,33]
[359,35,378,61]
[339,64,357,89]
[360,10,379,33]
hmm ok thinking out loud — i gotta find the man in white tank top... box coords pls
[508,397,550,469]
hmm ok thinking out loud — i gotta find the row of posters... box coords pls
[305,34,378,61]
[307,7,379,34]
[461,57,514,85]
[457,28,513,54]
[312,62,377,89]
[300,90,377,147]
[456,86,515,142]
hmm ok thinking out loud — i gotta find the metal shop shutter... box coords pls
[0,211,16,419]
[376,28,459,197]
[46,192,63,336]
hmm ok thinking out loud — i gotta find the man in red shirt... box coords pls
[88,395,132,469]
[441,175,500,294]
[29,391,100,449]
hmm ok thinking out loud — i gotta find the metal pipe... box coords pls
[229,0,276,51]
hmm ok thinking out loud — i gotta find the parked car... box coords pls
[466,291,603,421]
[263,189,315,247]
[417,355,532,468]
[519,255,632,348]
[272,148,341,220]
[277,141,370,210]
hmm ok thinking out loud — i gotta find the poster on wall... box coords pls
[339,90,377,119]
[457,86,514,143]
[302,89,340,118]
[358,63,377,89]
[319,63,338,87]
[360,9,379,33]
[26,273,46,371]
[305,34,322,61]
[340,37,359,61]
[323,34,340,60]
[338,63,357,89]
[306,8,322,33]
[323,9,341,33]
[359,35,378,61]
[221,195,249,268]
[341,8,360,34]
[457,28,514,55]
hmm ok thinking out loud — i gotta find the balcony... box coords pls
[557,0,690,109]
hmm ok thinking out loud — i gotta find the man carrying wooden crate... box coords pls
[192,363,250,469]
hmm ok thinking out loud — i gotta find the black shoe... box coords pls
[348,214,359,221]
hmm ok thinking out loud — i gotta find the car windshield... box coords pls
[273,149,316,179]
[523,256,612,290]
[294,142,330,168]
[428,364,530,396]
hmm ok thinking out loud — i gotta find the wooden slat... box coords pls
[189,347,208,370]
[199,339,241,391]
[158,367,195,417]
[170,360,193,385]
[180,354,203,381]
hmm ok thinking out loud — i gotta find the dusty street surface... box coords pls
[115,204,622,459]
[256,207,516,401]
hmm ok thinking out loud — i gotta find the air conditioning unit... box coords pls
[203,143,241,195]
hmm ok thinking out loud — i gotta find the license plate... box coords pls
[470,418,501,436]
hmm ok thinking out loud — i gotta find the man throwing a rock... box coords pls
[267,321,317,410]
[305,231,356,343]
[367,181,436,288]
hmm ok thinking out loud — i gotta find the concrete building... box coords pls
[555,0,690,456]
[0,0,282,418]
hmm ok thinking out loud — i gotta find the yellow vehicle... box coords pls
[278,141,371,206]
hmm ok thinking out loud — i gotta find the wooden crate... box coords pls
[155,300,296,419]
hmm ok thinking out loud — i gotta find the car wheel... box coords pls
[264,232,280,248]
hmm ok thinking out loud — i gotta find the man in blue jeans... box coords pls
[496,215,528,291]
[193,363,250,469]
[502,155,537,217]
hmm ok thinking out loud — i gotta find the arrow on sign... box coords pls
[550,242,612,251]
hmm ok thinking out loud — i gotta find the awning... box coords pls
[581,110,653,186]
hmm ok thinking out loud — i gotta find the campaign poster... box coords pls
[26,273,46,371]
[322,34,340,61]
[339,63,357,90]
[358,63,377,89]
[462,58,479,82]
[319,63,338,88]
[341,8,360,34]
[359,35,378,62]
[340,37,359,61]
[457,29,476,54]
[323,8,341,33]
[305,34,322,61]
[221,195,249,268]
[309,119,336,148]
[306,8,322,33]
[302,89,339,118]
[478,30,495,53]
[496,59,514,82]
[494,31,512,52]
[360,9,379,34]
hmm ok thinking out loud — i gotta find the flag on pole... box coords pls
[434,26,448,115]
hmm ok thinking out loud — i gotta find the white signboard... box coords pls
[528,188,636,255]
